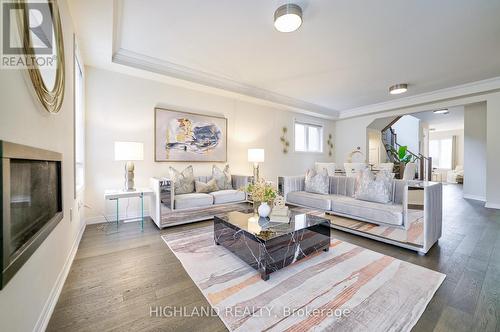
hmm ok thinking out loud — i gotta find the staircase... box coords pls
[381,118,432,180]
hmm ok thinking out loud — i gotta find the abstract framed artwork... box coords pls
[154,108,227,162]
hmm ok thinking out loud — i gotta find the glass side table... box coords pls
[104,188,154,230]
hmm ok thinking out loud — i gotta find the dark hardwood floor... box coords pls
[47,184,500,332]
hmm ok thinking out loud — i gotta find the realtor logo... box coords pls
[1,0,56,69]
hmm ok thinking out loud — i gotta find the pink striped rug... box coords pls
[162,226,444,332]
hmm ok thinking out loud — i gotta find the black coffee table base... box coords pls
[214,216,330,281]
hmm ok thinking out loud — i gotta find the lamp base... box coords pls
[124,161,135,191]
[253,163,260,183]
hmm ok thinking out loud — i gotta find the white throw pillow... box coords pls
[355,168,392,204]
[212,164,232,190]
[169,166,195,194]
[305,168,329,195]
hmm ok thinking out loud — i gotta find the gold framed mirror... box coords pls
[16,0,65,114]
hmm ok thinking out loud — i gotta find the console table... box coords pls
[104,188,153,230]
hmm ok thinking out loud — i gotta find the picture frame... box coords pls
[154,107,227,162]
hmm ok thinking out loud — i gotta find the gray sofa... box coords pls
[278,175,443,254]
[170,175,248,209]
[150,175,251,228]
[279,175,409,228]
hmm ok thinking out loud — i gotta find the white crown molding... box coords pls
[112,48,339,119]
[339,76,500,119]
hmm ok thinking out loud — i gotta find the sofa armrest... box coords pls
[277,175,305,199]
[232,174,252,191]
[423,182,442,253]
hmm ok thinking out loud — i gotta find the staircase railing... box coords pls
[381,127,432,181]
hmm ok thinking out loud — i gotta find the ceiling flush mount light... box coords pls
[389,83,408,95]
[433,109,449,114]
[274,3,302,32]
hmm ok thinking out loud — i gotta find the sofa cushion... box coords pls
[174,193,214,209]
[287,191,332,210]
[330,195,403,226]
[195,179,218,193]
[169,166,195,194]
[210,190,246,204]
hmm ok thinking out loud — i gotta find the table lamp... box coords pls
[248,148,265,182]
[114,141,144,191]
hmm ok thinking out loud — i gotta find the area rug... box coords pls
[162,226,444,332]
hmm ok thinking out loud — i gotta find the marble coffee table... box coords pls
[214,210,331,280]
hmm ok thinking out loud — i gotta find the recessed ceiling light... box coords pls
[274,4,302,33]
[389,84,408,95]
[433,109,449,114]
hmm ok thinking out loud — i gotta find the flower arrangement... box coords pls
[243,180,277,203]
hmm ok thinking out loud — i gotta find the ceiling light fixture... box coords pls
[274,4,302,32]
[433,109,449,114]
[389,83,408,95]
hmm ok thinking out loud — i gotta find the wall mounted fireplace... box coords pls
[1,141,63,289]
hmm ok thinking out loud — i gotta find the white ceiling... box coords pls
[413,106,464,132]
[69,0,500,118]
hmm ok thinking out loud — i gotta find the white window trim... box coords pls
[74,35,85,197]
[294,120,324,154]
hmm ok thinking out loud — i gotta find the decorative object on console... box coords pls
[243,180,277,216]
[327,133,334,157]
[304,168,329,194]
[169,165,195,194]
[269,195,291,223]
[212,164,232,190]
[14,0,65,114]
[247,148,265,182]
[279,126,290,154]
[347,147,364,163]
[154,108,227,162]
[114,141,144,191]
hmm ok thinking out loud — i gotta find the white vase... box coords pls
[258,202,271,218]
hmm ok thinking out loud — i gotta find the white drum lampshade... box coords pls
[114,142,144,191]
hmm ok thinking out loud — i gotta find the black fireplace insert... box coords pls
[1,141,63,289]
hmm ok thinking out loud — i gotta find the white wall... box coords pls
[392,115,421,154]
[85,67,335,222]
[0,1,86,331]
[486,95,500,208]
[464,103,487,201]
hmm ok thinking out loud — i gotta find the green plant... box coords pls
[243,180,277,203]
[389,145,414,164]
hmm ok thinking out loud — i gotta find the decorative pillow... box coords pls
[169,166,195,194]
[195,178,218,193]
[355,168,392,203]
[212,164,232,190]
[305,168,329,195]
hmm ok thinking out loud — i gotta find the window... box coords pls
[429,138,452,169]
[295,122,323,153]
[74,42,85,195]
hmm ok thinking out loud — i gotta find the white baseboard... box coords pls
[463,194,486,202]
[86,210,150,225]
[485,202,500,209]
[34,221,86,332]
